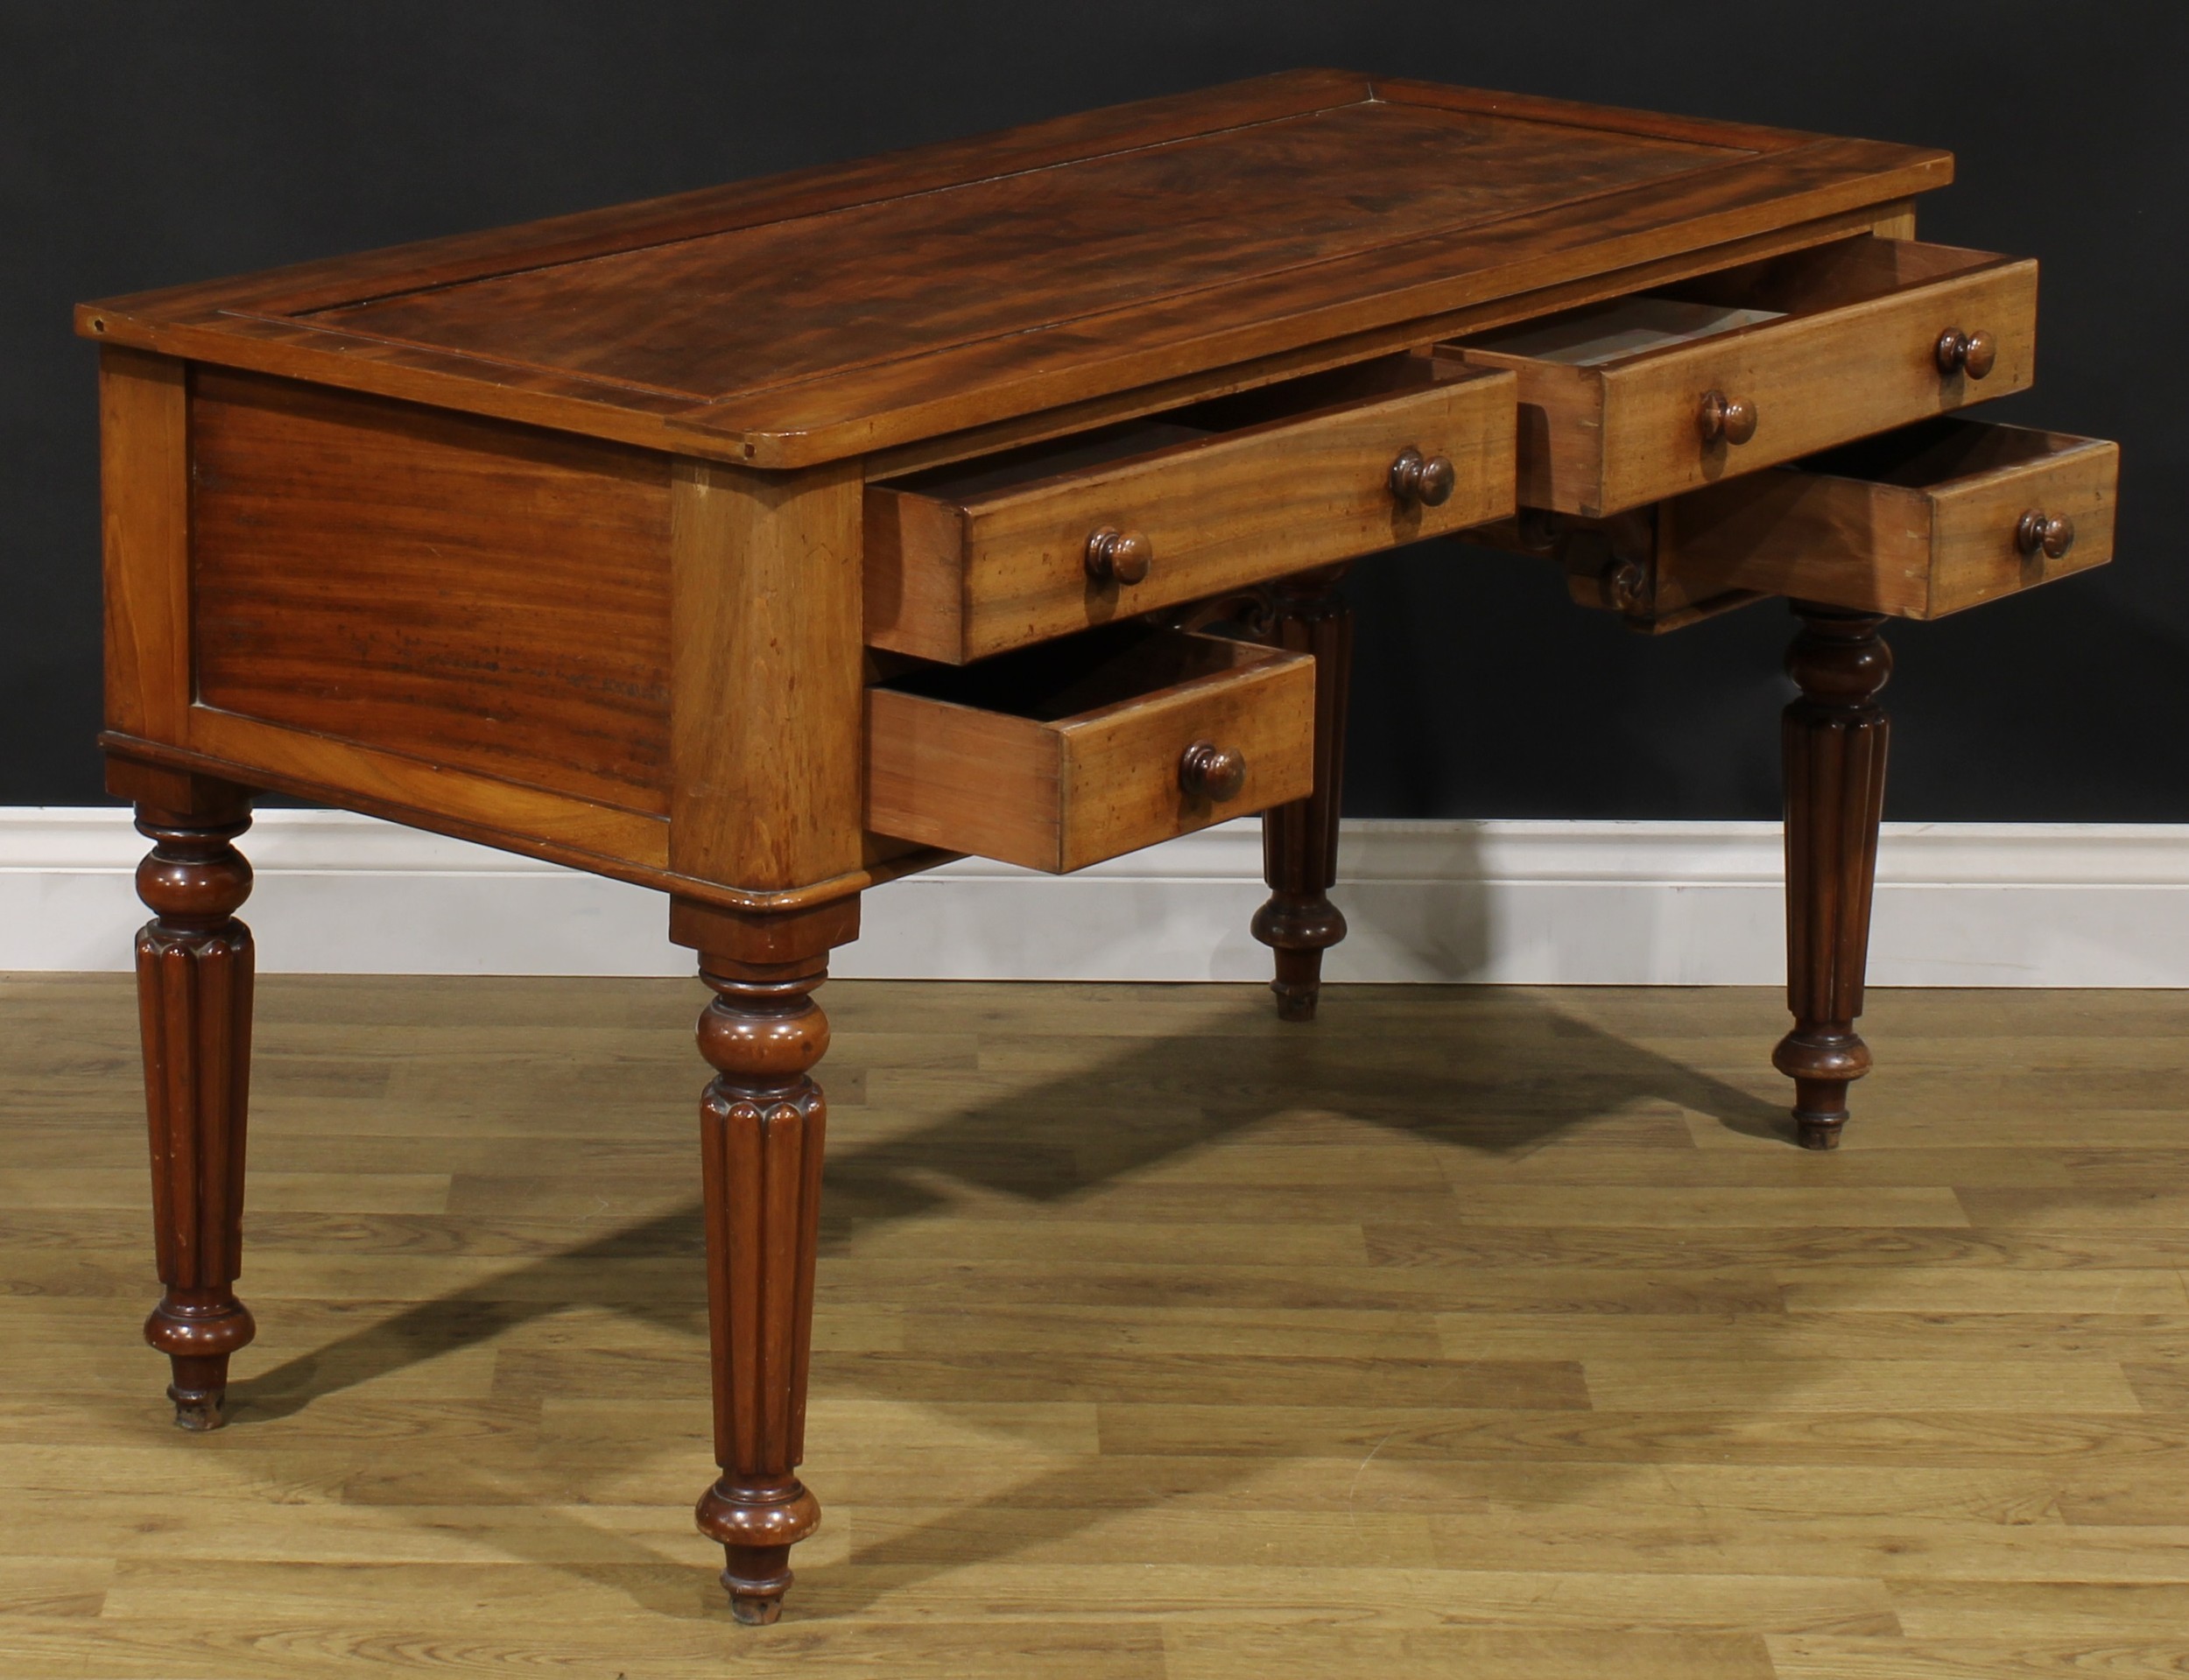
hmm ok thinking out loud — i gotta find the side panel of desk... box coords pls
[189,367,675,814]
[97,351,876,909]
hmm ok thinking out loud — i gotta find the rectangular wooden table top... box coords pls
[81,70,1947,469]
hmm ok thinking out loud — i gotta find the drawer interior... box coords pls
[1659,235,2006,315]
[874,622,1269,723]
[1454,235,2008,369]
[1457,298,1787,368]
[879,353,1460,500]
[1791,414,2082,487]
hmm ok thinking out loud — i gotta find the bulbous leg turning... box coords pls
[698,1476,821,1625]
[145,1287,257,1431]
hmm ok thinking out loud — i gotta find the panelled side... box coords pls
[189,369,674,815]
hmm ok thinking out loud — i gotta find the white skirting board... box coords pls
[2,808,2185,986]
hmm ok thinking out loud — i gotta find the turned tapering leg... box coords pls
[679,896,847,1627]
[1253,563,1353,1021]
[133,784,257,1429]
[1775,605,1892,1150]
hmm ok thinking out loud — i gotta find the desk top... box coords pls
[81,71,1947,469]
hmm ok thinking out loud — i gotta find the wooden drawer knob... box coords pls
[1085,527,1153,585]
[1697,390,1758,446]
[2017,509,2075,559]
[1389,446,1457,506]
[1179,740,1247,802]
[1936,327,1997,380]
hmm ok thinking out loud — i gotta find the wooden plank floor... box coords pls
[3,974,2187,1677]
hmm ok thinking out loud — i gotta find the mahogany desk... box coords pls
[81,72,2120,1622]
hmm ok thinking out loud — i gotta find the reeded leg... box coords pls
[1253,563,1353,1021]
[133,784,257,1429]
[1775,605,1891,1150]
[679,896,847,1627]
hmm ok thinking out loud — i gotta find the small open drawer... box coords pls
[1656,418,2118,618]
[1446,235,2037,517]
[865,355,1516,664]
[865,625,1313,872]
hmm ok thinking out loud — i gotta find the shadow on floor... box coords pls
[221,976,1795,1614]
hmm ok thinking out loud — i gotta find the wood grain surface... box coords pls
[1453,236,2032,516]
[306,104,1725,402]
[856,197,1923,484]
[191,369,675,814]
[98,348,192,741]
[867,360,1515,664]
[5,974,2187,1675]
[77,74,1950,466]
[866,629,1313,871]
[1660,419,2120,618]
[667,460,866,890]
[1253,566,1355,1023]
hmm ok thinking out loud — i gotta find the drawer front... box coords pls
[1451,237,2038,517]
[867,361,1516,664]
[866,627,1314,872]
[1658,418,2117,619]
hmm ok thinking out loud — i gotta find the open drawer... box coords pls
[865,625,1313,872]
[865,355,1516,664]
[1656,418,2118,618]
[1447,236,2037,517]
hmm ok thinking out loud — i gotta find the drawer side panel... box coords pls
[1489,359,1607,515]
[864,690,1064,869]
[1657,427,2118,620]
[1662,472,1938,614]
[864,490,970,663]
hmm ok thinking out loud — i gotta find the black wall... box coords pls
[7,2,2183,817]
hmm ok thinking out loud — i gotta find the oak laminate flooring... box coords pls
[3,974,2187,1676]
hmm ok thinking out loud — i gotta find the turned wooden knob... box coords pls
[1179,740,1247,802]
[2017,508,2075,559]
[1388,446,1457,506]
[1085,527,1153,585]
[1936,327,1997,379]
[1697,390,1758,446]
